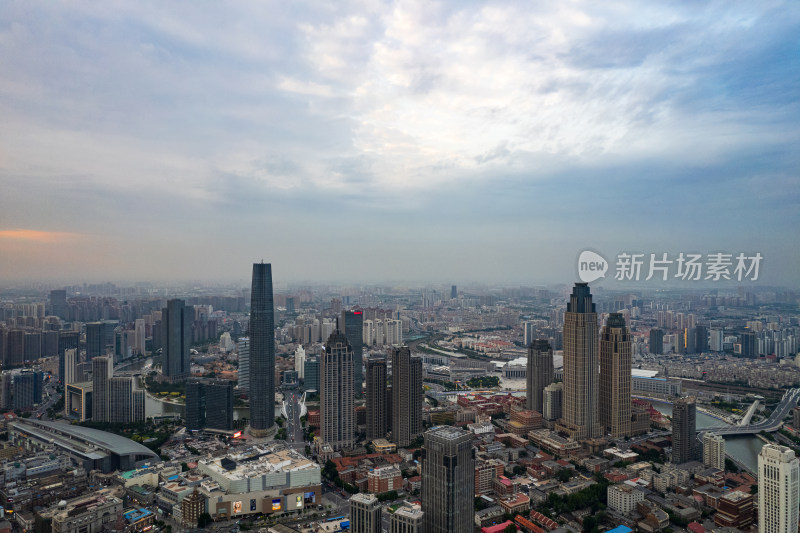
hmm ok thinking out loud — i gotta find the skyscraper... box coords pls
[390,345,423,447]
[92,356,113,422]
[526,339,553,413]
[694,325,709,353]
[758,444,799,533]
[237,337,250,392]
[304,357,320,395]
[543,382,563,422]
[295,345,305,379]
[365,357,387,441]
[672,396,697,464]
[49,289,67,319]
[186,379,234,431]
[110,376,144,424]
[0,372,12,410]
[649,328,664,355]
[558,282,601,440]
[599,313,632,439]
[703,432,725,470]
[450,285,457,299]
[162,299,191,382]
[349,493,382,533]
[422,426,474,533]
[249,263,276,437]
[320,330,354,450]
[341,310,364,395]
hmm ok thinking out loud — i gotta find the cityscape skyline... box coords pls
[1,1,799,285]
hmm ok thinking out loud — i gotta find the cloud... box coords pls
[0,0,797,283]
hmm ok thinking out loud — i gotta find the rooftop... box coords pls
[198,443,318,480]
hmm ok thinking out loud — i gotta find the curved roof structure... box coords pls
[10,418,161,473]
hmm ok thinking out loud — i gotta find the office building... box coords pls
[24,332,42,361]
[304,357,320,394]
[13,370,43,410]
[237,337,250,392]
[558,282,601,440]
[526,339,553,413]
[63,348,79,386]
[6,329,24,365]
[186,379,234,431]
[350,493,382,533]
[65,381,93,421]
[320,330,354,450]
[451,285,457,299]
[703,433,725,470]
[741,332,757,358]
[134,319,146,356]
[709,329,724,352]
[607,484,644,515]
[758,444,799,533]
[714,490,754,529]
[92,356,113,422]
[366,357,388,441]
[694,325,708,353]
[543,382,563,421]
[162,299,192,382]
[50,289,67,319]
[599,313,632,439]
[341,310,364,395]
[672,397,697,464]
[649,328,664,355]
[391,502,423,533]
[249,262,276,437]
[390,345,423,447]
[422,426,474,533]
[86,321,115,360]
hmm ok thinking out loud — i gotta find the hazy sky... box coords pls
[1,1,798,285]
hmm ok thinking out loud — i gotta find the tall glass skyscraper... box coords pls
[249,262,276,437]
[340,310,364,395]
[163,299,191,382]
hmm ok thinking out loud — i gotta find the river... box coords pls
[649,400,763,472]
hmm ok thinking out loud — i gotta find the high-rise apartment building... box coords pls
[672,396,697,464]
[109,377,144,424]
[349,493,382,533]
[0,372,12,410]
[526,339,553,413]
[558,283,601,440]
[162,299,191,382]
[92,356,113,422]
[703,433,725,470]
[422,426,474,533]
[450,285,457,300]
[365,357,387,442]
[249,262,276,437]
[237,337,250,392]
[649,328,664,355]
[709,329,724,352]
[134,319,146,356]
[320,330,354,450]
[758,444,799,533]
[599,313,632,439]
[295,345,305,379]
[390,346,423,447]
[543,382,563,421]
[341,310,364,396]
[694,325,709,353]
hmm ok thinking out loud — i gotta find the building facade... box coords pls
[599,313,632,439]
[422,426,474,533]
[526,339,553,413]
[92,356,113,422]
[249,262,276,437]
[186,379,234,431]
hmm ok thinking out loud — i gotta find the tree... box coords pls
[504,524,518,533]
[557,469,572,482]
[197,513,213,528]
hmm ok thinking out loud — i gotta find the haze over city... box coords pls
[1,1,798,285]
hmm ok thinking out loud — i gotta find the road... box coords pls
[284,391,305,451]
[699,387,800,436]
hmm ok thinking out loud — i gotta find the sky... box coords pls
[1,1,799,286]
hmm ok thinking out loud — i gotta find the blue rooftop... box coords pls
[607,527,633,533]
[124,508,153,522]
